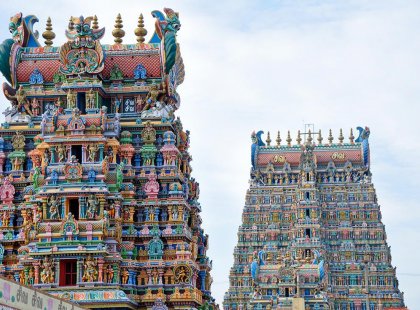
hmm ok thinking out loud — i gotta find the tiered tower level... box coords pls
[0,10,216,310]
[223,129,406,310]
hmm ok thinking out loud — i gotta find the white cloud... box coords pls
[0,0,419,306]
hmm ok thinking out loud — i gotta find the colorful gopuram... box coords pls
[0,10,216,309]
[223,129,406,310]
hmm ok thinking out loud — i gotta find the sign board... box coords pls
[0,276,85,310]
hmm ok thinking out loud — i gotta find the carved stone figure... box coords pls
[86,88,96,109]
[40,256,55,284]
[66,90,76,109]
[86,194,99,219]
[82,255,97,282]
[48,195,61,219]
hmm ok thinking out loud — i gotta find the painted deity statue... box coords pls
[82,255,98,282]
[87,144,98,162]
[66,90,76,109]
[86,194,99,219]
[86,88,96,109]
[57,144,66,163]
[40,256,55,284]
[48,195,61,219]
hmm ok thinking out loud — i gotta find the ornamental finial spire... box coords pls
[68,16,74,31]
[134,13,147,43]
[112,13,125,44]
[266,131,271,146]
[42,17,55,46]
[338,128,344,144]
[296,130,302,145]
[307,129,312,144]
[276,131,281,146]
[286,131,292,147]
[328,129,333,144]
[92,15,99,30]
[317,129,323,145]
[349,128,355,144]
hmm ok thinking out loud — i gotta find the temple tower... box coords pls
[0,10,216,309]
[223,128,406,310]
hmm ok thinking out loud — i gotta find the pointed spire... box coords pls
[68,16,74,31]
[349,128,355,144]
[42,17,55,46]
[286,131,292,147]
[338,128,344,144]
[92,15,99,30]
[296,130,302,145]
[276,131,281,146]
[112,13,125,44]
[266,131,271,146]
[134,13,148,43]
[317,129,323,145]
[307,129,312,144]
[328,129,333,144]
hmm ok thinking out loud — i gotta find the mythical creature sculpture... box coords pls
[60,16,105,76]
[355,126,370,169]
[152,8,181,74]
[251,131,265,169]
[4,85,33,116]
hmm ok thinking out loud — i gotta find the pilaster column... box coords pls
[50,146,56,164]
[99,145,104,161]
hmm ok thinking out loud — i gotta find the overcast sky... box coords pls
[0,0,419,307]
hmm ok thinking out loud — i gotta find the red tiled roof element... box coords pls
[16,50,162,83]
[257,149,362,166]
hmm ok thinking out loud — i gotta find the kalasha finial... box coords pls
[112,13,125,44]
[134,13,148,43]
[296,130,302,145]
[92,15,99,30]
[276,131,281,146]
[68,16,74,31]
[266,131,271,146]
[349,128,355,144]
[42,17,55,46]
[286,131,292,147]
[338,128,344,144]
[328,129,333,144]
[317,129,323,145]
[307,129,313,144]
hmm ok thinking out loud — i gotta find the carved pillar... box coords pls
[99,196,105,218]
[178,206,183,222]
[98,258,104,283]
[50,146,56,164]
[42,199,47,220]
[99,144,104,161]
[77,260,83,283]
[147,269,152,285]
[158,268,164,285]
[55,260,60,284]
[129,206,135,222]
[34,262,40,284]
[82,145,87,163]
[168,206,173,221]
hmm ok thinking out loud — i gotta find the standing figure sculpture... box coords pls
[86,194,99,219]
[66,90,76,109]
[86,88,96,109]
[48,195,61,219]
[40,256,55,284]
[87,144,98,162]
[82,255,98,282]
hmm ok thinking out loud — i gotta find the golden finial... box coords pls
[286,131,292,147]
[328,129,333,144]
[276,131,281,146]
[92,15,99,30]
[134,13,148,43]
[317,129,323,145]
[307,130,313,144]
[349,128,355,144]
[42,17,55,47]
[68,16,74,31]
[296,130,302,145]
[112,13,125,44]
[338,128,344,144]
[266,131,271,146]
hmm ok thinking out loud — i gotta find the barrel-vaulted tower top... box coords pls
[0,9,184,124]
